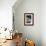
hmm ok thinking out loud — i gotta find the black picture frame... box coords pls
[24,13,34,26]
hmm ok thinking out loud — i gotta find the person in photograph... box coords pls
[26,15,31,23]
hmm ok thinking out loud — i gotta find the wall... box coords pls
[0,0,16,30]
[41,0,46,46]
[13,0,41,46]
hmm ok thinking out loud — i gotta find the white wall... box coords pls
[41,0,46,46]
[13,0,41,46]
[0,0,16,30]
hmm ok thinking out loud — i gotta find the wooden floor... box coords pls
[0,39,16,46]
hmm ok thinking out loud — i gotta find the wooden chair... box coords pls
[25,40,35,46]
[13,33,23,46]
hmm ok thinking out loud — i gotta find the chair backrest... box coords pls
[14,33,23,46]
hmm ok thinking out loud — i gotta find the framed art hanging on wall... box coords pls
[24,13,34,26]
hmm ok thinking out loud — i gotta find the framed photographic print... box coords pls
[24,13,34,26]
